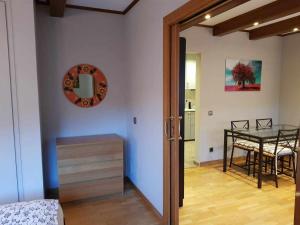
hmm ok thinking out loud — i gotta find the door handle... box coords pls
[165,116,175,141]
[296,192,300,197]
[178,116,183,140]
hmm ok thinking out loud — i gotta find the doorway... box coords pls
[163,1,300,225]
[184,53,201,169]
[179,48,201,208]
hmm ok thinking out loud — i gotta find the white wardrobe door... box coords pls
[0,1,19,204]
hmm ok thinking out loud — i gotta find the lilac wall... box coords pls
[36,6,128,189]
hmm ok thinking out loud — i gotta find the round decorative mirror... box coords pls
[63,64,108,108]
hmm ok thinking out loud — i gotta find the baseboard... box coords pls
[125,177,163,223]
[193,160,200,166]
[200,156,245,167]
[200,159,223,166]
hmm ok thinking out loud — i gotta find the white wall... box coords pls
[279,33,300,126]
[181,27,283,163]
[0,1,19,203]
[6,0,44,201]
[36,6,128,189]
[125,0,188,214]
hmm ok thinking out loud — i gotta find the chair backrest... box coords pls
[231,120,249,130]
[231,120,249,143]
[256,118,272,129]
[274,129,300,155]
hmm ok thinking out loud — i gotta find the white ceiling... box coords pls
[40,0,133,11]
[201,0,277,26]
[66,0,133,11]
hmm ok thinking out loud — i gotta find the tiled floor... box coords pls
[184,141,197,168]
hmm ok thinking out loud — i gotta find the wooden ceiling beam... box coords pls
[180,0,250,31]
[213,0,300,36]
[49,0,66,17]
[249,15,300,40]
[280,31,300,37]
[123,0,140,15]
[37,0,139,16]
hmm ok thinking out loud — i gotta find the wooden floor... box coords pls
[180,161,296,225]
[62,183,161,225]
[62,160,296,225]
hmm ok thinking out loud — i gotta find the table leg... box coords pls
[258,139,263,189]
[223,130,228,172]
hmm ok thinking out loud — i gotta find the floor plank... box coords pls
[62,160,295,225]
[62,183,161,225]
[180,161,295,225]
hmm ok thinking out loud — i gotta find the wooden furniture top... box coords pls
[56,134,123,146]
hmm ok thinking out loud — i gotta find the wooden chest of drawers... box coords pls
[56,134,123,203]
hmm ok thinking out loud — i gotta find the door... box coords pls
[0,1,19,204]
[179,37,186,207]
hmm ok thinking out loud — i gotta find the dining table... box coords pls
[223,124,299,188]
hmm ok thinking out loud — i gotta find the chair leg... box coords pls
[265,156,268,173]
[289,155,292,168]
[292,154,296,184]
[271,158,274,175]
[281,157,284,174]
[275,156,278,188]
[230,146,235,167]
[247,151,251,176]
[253,152,257,177]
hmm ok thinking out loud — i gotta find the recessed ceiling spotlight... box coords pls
[253,22,259,26]
[293,27,299,32]
[205,14,211,20]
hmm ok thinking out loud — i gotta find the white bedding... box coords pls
[0,199,64,225]
[58,203,64,225]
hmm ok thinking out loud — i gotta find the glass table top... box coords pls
[227,124,299,139]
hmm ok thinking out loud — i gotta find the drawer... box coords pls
[57,142,123,160]
[58,152,123,167]
[59,177,123,203]
[59,159,123,176]
[59,164,123,184]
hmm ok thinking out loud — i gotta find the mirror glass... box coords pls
[73,74,94,98]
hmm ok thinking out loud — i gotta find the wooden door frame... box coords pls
[163,1,227,224]
[163,1,300,225]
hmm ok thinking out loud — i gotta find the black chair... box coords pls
[256,118,273,129]
[256,118,273,172]
[253,129,299,188]
[230,120,257,175]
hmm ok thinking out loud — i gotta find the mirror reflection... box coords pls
[73,74,94,98]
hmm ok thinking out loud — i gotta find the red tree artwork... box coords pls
[232,63,255,89]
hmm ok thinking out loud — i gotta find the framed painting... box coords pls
[225,59,262,91]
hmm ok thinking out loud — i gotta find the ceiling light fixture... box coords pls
[293,27,299,32]
[253,22,259,26]
[205,14,211,20]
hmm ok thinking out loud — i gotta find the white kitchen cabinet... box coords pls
[184,111,195,141]
[185,60,196,89]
